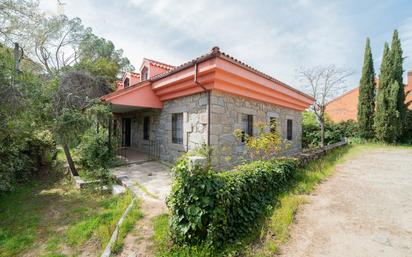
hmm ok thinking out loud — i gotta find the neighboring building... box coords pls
[102,47,314,167]
[326,72,412,122]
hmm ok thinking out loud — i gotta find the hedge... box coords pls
[167,157,297,248]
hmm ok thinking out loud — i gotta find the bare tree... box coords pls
[297,65,352,147]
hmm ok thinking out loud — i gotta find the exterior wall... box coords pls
[114,91,303,168]
[114,109,161,153]
[325,87,359,122]
[209,90,302,168]
[157,92,209,163]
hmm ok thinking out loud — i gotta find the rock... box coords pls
[112,185,126,195]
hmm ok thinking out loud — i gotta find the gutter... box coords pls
[194,62,211,151]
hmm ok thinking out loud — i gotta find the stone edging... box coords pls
[101,195,137,257]
[295,140,348,166]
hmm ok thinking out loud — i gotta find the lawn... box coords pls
[0,163,141,257]
[151,144,355,257]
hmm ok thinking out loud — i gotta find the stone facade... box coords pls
[115,90,302,167]
[157,92,208,163]
[209,90,302,167]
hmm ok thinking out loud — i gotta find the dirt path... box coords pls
[280,147,412,257]
[113,162,171,257]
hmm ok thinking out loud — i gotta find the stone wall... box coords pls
[157,92,209,163]
[209,90,302,168]
[114,90,303,168]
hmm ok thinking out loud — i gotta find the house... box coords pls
[326,71,412,122]
[102,47,314,167]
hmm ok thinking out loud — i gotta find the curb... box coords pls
[101,194,137,257]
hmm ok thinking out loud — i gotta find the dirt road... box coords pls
[280,147,412,257]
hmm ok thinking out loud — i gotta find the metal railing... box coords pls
[148,140,160,161]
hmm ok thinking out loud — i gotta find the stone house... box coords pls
[102,47,314,167]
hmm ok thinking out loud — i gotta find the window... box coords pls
[287,119,293,140]
[241,114,253,142]
[124,78,130,88]
[143,116,150,140]
[141,67,148,81]
[269,117,277,133]
[172,113,183,144]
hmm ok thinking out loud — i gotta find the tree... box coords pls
[52,71,112,176]
[357,38,376,139]
[390,30,407,136]
[76,33,134,81]
[374,43,401,142]
[297,65,352,147]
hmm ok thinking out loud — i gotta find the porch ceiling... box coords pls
[111,104,147,113]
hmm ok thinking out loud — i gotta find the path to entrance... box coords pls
[112,161,172,257]
[280,147,412,257]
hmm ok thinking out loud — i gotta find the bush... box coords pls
[0,130,56,194]
[77,129,116,182]
[167,157,297,249]
[302,112,358,149]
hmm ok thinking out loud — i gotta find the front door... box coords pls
[122,118,131,147]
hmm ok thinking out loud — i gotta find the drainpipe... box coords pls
[194,62,211,151]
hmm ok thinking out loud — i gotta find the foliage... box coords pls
[167,157,297,249]
[375,43,401,143]
[402,110,412,143]
[76,32,134,81]
[0,168,139,257]
[357,38,376,139]
[0,43,56,194]
[77,129,116,182]
[233,122,289,161]
[302,111,357,148]
[390,30,407,135]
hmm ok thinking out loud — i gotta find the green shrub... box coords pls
[77,129,116,181]
[0,129,56,194]
[302,112,358,148]
[167,157,297,249]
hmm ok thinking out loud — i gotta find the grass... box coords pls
[152,144,357,257]
[246,145,353,256]
[112,199,144,254]
[134,181,160,199]
[0,164,140,257]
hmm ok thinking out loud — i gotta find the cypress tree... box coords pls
[357,38,376,138]
[390,30,407,137]
[374,43,393,142]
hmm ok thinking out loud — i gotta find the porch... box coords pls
[116,144,160,164]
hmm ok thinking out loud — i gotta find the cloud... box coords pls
[38,0,412,91]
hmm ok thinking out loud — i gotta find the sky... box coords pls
[39,0,412,92]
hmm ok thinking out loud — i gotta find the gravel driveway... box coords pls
[280,147,412,257]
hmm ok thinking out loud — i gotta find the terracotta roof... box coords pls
[144,58,175,70]
[150,47,314,101]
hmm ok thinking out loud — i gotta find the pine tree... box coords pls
[375,43,393,142]
[357,38,376,138]
[390,30,407,137]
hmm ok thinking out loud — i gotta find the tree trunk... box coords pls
[63,143,79,176]
[320,121,325,147]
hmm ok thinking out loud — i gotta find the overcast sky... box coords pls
[39,0,412,92]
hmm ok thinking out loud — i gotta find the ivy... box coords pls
[167,157,297,249]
